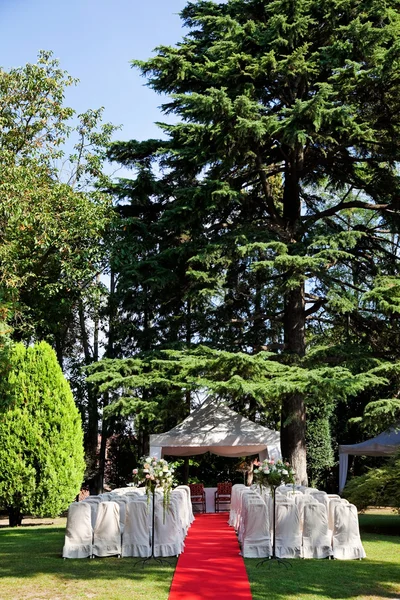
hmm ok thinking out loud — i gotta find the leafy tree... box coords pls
[0,342,85,526]
[0,52,120,491]
[106,0,400,482]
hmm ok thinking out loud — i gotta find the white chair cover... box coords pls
[172,488,191,534]
[229,484,247,527]
[82,498,101,528]
[121,500,151,557]
[302,503,332,558]
[241,497,272,558]
[114,497,128,532]
[92,502,121,557]
[153,495,185,557]
[62,502,93,559]
[100,492,113,501]
[328,498,343,533]
[237,491,261,543]
[175,485,195,525]
[332,504,366,560]
[274,501,302,558]
[295,494,318,531]
[234,486,253,530]
[309,491,330,517]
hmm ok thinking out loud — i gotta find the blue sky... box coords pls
[0,0,189,143]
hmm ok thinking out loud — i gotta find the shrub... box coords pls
[343,451,400,513]
[0,341,85,525]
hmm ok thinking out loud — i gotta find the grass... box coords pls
[0,513,399,600]
[0,518,176,600]
[245,514,400,600]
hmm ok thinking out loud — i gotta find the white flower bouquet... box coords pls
[253,458,295,488]
[132,456,175,520]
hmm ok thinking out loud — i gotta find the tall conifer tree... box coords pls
[108,0,400,482]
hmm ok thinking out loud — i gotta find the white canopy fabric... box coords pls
[338,426,400,492]
[149,398,281,461]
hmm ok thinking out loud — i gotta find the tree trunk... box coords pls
[281,284,308,484]
[280,156,308,484]
[7,506,23,527]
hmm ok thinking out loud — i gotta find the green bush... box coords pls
[0,341,85,525]
[343,452,400,513]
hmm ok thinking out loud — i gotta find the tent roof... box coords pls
[149,398,280,458]
[339,426,400,456]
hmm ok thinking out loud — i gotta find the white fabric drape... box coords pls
[274,501,302,559]
[175,485,195,526]
[229,484,247,527]
[82,497,101,528]
[121,499,151,557]
[339,453,349,493]
[240,496,272,558]
[153,494,185,557]
[62,502,93,559]
[332,503,366,560]
[92,502,121,557]
[302,503,332,559]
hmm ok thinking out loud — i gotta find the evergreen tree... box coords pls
[107,0,400,482]
[0,342,85,526]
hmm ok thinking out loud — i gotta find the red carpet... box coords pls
[169,513,252,600]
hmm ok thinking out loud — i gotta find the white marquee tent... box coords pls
[149,397,281,461]
[339,426,400,492]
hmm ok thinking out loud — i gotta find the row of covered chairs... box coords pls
[230,484,366,560]
[62,485,193,559]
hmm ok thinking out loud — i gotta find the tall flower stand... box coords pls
[256,485,292,569]
[133,488,174,568]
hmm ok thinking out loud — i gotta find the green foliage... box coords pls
[105,0,400,480]
[0,342,85,521]
[343,451,400,512]
[0,51,115,345]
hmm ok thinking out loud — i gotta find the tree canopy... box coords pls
[101,0,400,482]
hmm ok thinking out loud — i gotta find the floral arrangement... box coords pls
[253,458,295,488]
[132,456,175,520]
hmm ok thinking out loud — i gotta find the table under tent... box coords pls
[339,425,400,492]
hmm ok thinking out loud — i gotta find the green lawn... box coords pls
[0,518,176,600]
[246,514,400,600]
[0,514,399,600]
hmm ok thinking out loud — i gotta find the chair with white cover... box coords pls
[100,492,113,501]
[114,497,129,533]
[274,501,302,558]
[92,501,121,557]
[296,494,319,531]
[175,485,195,526]
[233,486,252,530]
[309,491,330,516]
[153,494,185,557]
[332,503,366,560]
[229,484,247,527]
[328,497,343,533]
[121,500,151,557]
[241,496,272,558]
[302,503,332,559]
[171,488,191,535]
[237,490,261,543]
[82,497,101,528]
[62,502,93,559]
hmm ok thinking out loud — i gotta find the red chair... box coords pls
[189,483,206,513]
[215,482,232,512]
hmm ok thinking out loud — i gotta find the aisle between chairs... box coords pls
[169,513,252,600]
